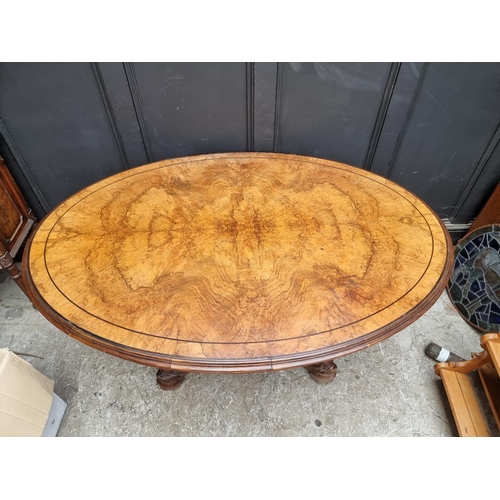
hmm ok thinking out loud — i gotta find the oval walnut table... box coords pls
[22,153,453,390]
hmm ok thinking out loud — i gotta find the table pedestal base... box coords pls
[305,360,337,384]
[156,369,186,390]
[157,361,338,389]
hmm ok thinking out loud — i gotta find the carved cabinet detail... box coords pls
[0,156,36,294]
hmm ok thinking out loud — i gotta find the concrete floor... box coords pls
[1,270,498,437]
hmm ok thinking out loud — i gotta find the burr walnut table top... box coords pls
[23,153,453,373]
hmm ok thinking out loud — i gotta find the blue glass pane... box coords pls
[470,280,480,293]
[489,313,500,323]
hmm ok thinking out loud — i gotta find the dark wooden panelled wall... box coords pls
[1,63,499,238]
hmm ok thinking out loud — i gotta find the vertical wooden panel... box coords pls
[127,63,248,160]
[381,63,500,219]
[2,62,500,226]
[453,134,500,224]
[246,62,255,152]
[96,63,149,168]
[370,62,428,178]
[0,120,47,218]
[275,62,392,167]
[363,62,401,170]
[273,62,285,153]
[0,63,128,210]
[253,62,277,152]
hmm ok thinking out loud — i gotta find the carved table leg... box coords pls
[0,246,30,298]
[156,369,187,390]
[305,360,337,384]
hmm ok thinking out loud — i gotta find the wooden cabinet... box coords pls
[468,182,500,234]
[0,156,36,295]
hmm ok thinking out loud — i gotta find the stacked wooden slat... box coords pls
[435,334,500,437]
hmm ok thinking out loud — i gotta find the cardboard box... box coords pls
[0,348,61,437]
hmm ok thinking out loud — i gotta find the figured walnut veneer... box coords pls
[23,153,453,374]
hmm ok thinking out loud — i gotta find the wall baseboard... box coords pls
[442,218,473,244]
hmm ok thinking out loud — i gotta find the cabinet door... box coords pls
[0,157,36,257]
